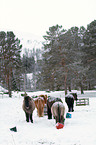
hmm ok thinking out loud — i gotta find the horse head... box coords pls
[24,96,32,109]
[70,93,78,100]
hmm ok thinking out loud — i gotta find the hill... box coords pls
[15,31,44,55]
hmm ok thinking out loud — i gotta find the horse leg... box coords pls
[55,116,58,123]
[69,106,71,112]
[60,116,64,124]
[70,101,74,112]
[25,112,29,122]
[47,106,52,119]
[67,104,70,112]
[72,104,74,112]
[30,113,33,123]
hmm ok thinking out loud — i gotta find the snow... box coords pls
[0,86,8,93]
[0,90,96,145]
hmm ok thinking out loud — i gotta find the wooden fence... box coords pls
[76,98,89,106]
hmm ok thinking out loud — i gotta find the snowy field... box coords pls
[0,90,96,145]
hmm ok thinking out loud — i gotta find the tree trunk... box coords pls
[80,83,84,94]
[8,76,12,97]
[64,72,68,95]
[88,82,91,90]
[51,73,55,91]
[68,85,71,92]
[65,83,67,95]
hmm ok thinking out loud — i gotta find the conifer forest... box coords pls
[0,20,96,97]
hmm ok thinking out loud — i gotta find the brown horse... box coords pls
[51,102,65,124]
[34,97,45,117]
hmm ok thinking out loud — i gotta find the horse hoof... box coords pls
[31,120,33,123]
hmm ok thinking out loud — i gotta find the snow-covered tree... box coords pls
[0,31,22,97]
[36,25,66,91]
[83,20,96,89]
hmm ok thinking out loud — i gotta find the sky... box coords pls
[0,0,96,40]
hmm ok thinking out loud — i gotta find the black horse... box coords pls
[65,93,78,112]
[47,96,63,119]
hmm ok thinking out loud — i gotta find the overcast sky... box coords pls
[0,0,96,40]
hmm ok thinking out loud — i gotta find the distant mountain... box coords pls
[14,31,44,55]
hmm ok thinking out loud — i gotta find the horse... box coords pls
[22,95,35,123]
[51,102,65,124]
[38,95,48,115]
[47,96,63,119]
[38,94,48,104]
[65,92,78,112]
[34,97,45,117]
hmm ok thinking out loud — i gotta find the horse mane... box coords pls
[38,94,48,104]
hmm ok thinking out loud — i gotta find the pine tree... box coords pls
[83,20,96,89]
[0,31,22,97]
[37,25,85,94]
[37,25,66,91]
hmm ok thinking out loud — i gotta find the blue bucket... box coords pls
[66,113,72,118]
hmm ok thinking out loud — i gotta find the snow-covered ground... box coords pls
[0,86,8,93]
[0,90,96,145]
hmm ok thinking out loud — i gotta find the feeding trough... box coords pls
[56,122,64,129]
[66,113,72,118]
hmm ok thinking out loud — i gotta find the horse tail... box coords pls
[58,103,60,123]
[34,97,45,117]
